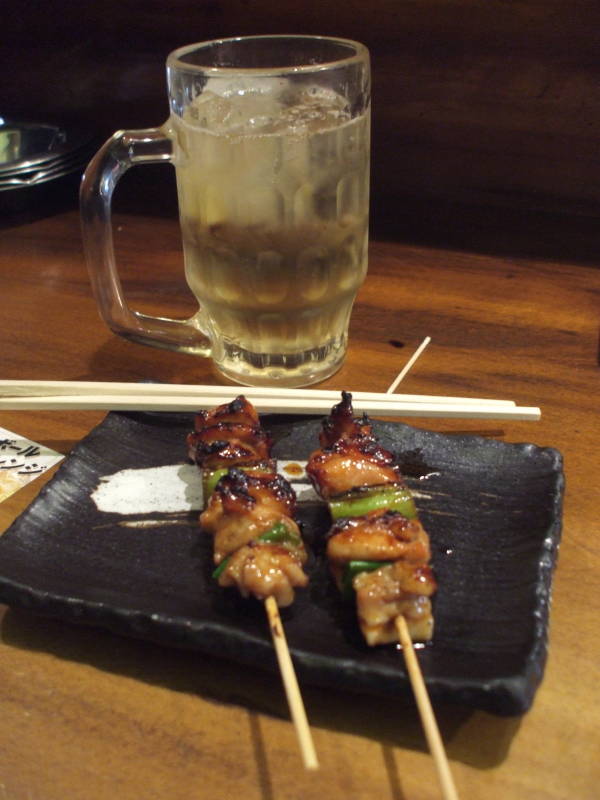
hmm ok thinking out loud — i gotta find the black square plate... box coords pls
[0,411,563,715]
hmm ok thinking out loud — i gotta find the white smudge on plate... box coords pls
[92,464,202,514]
[91,460,317,515]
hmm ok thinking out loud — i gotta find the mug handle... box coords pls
[80,127,211,355]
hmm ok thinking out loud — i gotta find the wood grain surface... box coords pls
[0,208,599,799]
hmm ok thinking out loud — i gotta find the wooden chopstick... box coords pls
[396,616,459,800]
[0,393,541,420]
[0,380,516,408]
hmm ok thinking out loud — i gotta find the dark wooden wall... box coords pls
[4,0,600,253]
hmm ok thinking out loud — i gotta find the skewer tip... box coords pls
[386,336,432,394]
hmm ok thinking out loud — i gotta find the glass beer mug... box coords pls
[81,36,370,387]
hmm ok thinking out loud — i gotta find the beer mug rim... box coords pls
[167,35,369,77]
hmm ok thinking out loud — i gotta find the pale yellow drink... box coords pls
[171,83,370,385]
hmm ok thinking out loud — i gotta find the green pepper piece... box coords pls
[203,467,228,498]
[342,559,393,599]
[202,462,275,501]
[212,520,301,581]
[329,485,416,520]
[212,557,230,580]
[258,520,302,548]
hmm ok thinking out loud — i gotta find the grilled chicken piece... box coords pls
[187,395,272,467]
[306,438,403,500]
[213,512,303,563]
[353,561,436,645]
[201,468,304,565]
[193,395,260,430]
[217,542,308,607]
[319,391,373,447]
[200,469,296,534]
[327,510,431,566]
[187,421,272,468]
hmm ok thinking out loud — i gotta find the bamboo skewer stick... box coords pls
[0,394,540,419]
[264,596,319,771]
[386,342,459,798]
[0,379,516,407]
[396,616,459,800]
[386,336,432,394]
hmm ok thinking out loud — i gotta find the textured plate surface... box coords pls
[0,412,564,715]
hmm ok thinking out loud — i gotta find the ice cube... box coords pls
[184,80,349,136]
[185,90,234,130]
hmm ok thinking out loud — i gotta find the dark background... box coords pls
[4,0,600,257]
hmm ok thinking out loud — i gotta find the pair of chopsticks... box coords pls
[0,380,540,421]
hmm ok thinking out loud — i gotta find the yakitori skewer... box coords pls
[306,391,458,797]
[306,392,436,643]
[187,396,319,770]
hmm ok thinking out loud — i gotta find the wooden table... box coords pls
[1,207,598,799]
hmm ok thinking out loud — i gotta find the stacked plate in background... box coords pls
[0,119,98,213]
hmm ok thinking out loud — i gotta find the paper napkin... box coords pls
[0,427,64,503]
